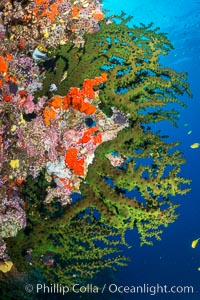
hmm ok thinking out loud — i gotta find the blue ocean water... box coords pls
[102,1,200,299]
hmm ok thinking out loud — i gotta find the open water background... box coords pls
[101,1,200,299]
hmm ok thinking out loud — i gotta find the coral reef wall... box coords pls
[0,1,191,295]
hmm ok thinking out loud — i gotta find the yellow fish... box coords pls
[60,71,68,82]
[190,143,200,149]
[191,238,200,248]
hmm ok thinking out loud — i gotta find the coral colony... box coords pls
[0,0,191,294]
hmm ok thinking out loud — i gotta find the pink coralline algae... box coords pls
[0,182,26,253]
[42,88,129,204]
[106,153,126,167]
[0,239,8,261]
[0,197,26,238]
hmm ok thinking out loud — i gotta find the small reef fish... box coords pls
[191,237,200,248]
[184,123,189,127]
[60,71,68,83]
[187,130,192,135]
[190,143,200,149]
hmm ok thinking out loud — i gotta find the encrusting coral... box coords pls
[0,2,192,292]
[0,0,104,51]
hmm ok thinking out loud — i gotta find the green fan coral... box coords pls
[36,13,192,245]
[80,124,191,245]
